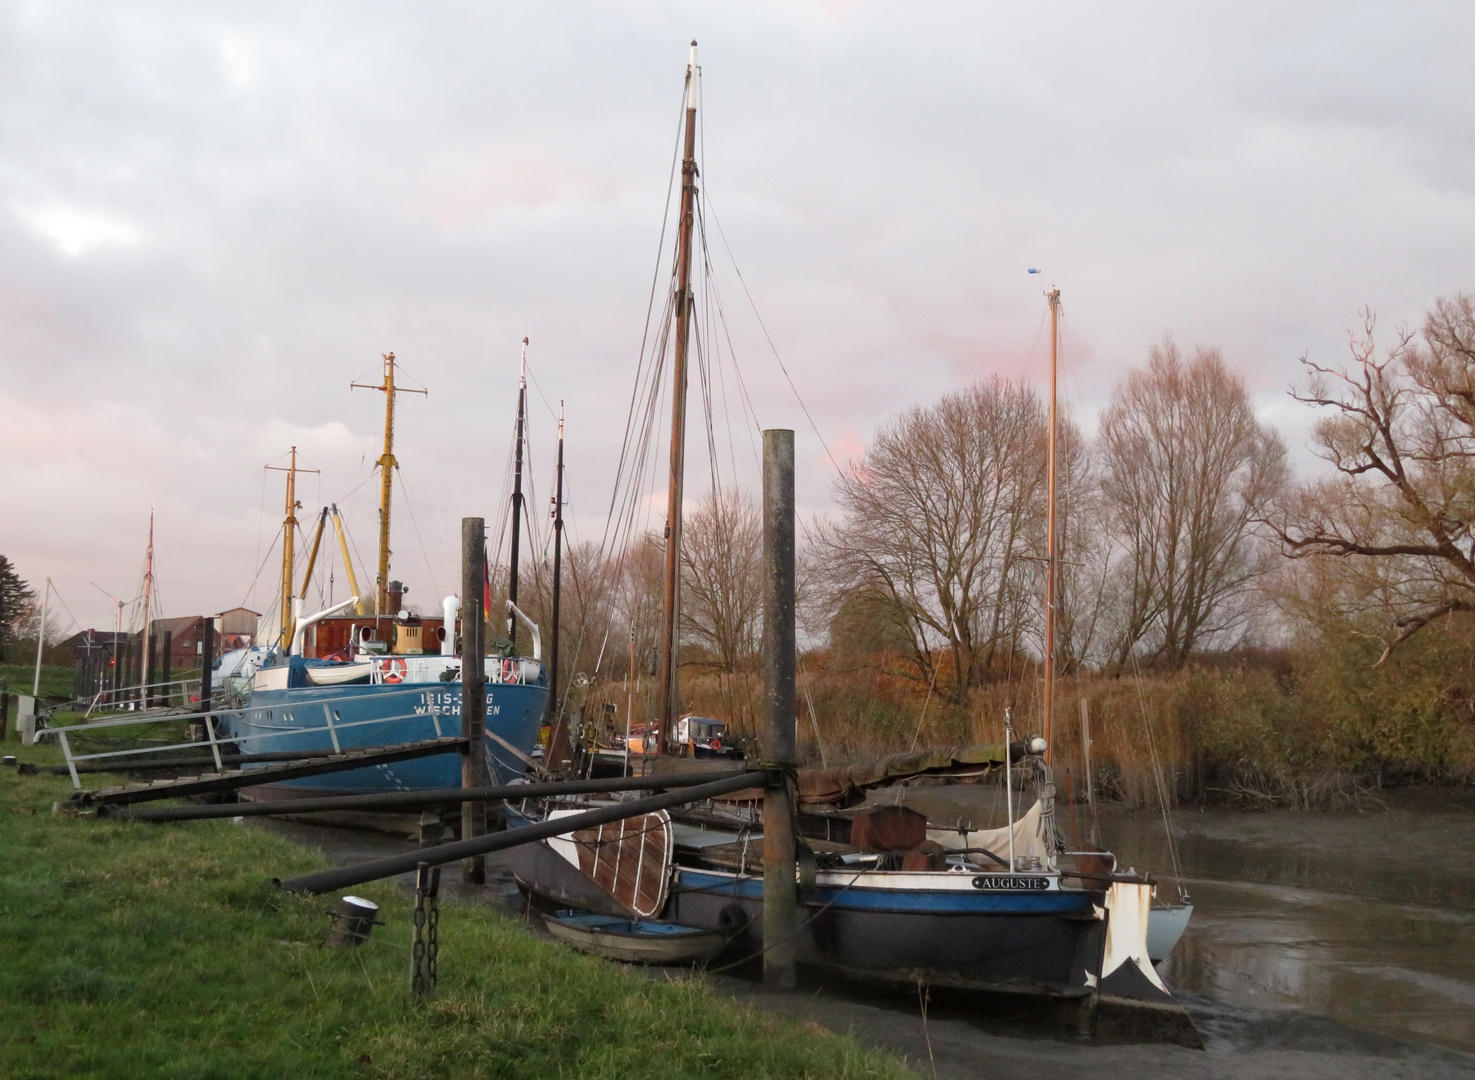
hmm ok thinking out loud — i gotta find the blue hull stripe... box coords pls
[676,869,1097,916]
[219,681,547,792]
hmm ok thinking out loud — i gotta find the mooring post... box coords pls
[199,618,214,712]
[1080,698,1099,847]
[161,630,173,709]
[147,631,158,708]
[461,516,488,885]
[762,428,798,990]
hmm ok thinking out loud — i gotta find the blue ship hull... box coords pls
[217,680,548,794]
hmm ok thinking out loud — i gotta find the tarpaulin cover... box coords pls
[647,743,1009,806]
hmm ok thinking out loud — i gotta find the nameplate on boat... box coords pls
[971,875,1049,891]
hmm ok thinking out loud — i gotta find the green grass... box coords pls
[0,664,74,704]
[0,750,909,1080]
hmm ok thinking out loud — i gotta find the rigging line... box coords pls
[595,83,688,556]
[700,218,747,483]
[523,362,561,425]
[696,190,767,469]
[393,466,443,604]
[46,580,82,639]
[1127,649,1185,885]
[703,189,842,478]
[238,525,285,612]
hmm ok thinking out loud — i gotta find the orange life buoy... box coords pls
[710,738,722,752]
[381,657,407,684]
[502,659,518,684]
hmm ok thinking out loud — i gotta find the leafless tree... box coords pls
[1275,296,1475,661]
[680,489,763,672]
[1100,339,1287,670]
[816,378,1048,703]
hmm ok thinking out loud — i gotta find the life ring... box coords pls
[381,657,407,684]
[502,659,519,685]
[709,738,722,752]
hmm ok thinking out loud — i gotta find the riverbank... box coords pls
[0,759,906,1080]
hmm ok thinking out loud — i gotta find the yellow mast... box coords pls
[299,507,329,600]
[352,353,425,616]
[330,504,368,616]
[267,447,318,649]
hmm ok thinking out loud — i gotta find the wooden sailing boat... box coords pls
[509,47,1200,1045]
[1037,284,1193,963]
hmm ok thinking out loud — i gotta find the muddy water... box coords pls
[1105,799,1475,1055]
[262,791,1475,1074]
[903,782,1475,1057]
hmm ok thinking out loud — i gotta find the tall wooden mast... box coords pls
[508,338,528,650]
[1043,288,1061,762]
[546,400,568,766]
[352,352,425,615]
[655,40,699,756]
[140,507,154,694]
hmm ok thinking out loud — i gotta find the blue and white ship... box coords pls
[214,350,550,795]
[214,596,548,795]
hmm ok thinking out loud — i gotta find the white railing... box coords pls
[39,684,461,790]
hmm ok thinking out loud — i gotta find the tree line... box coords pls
[498,293,1475,761]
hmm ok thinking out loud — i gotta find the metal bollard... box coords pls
[409,862,440,997]
[325,895,381,947]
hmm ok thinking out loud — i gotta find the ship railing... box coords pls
[35,683,480,789]
[80,676,205,718]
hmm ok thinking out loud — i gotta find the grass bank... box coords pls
[0,753,908,1080]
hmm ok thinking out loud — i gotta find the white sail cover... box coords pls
[927,799,1050,866]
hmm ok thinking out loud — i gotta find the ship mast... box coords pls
[140,507,154,696]
[508,338,528,650]
[1043,288,1061,762]
[267,447,318,648]
[352,352,425,616]
[655,40,699,756]
[546,400,567,765]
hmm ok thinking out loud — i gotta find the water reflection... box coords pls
[1103,807,1475,1054]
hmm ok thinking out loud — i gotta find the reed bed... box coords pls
[670,648,1475,810]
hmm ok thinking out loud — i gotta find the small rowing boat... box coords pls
[542,910,727,965]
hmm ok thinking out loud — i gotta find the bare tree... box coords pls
[1275,296,1475,661]
[1100,339,1287,669]
[816,378,1048,703]
[680,489,763,672]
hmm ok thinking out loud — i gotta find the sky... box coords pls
[4,1,1473,635]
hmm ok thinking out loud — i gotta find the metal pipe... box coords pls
[506,601,540,661]
[762,428,798,990]
[27,748,344,775]
[277,769,765,895]
[32,578,50,697]
[105,767,750,821]
[72,737,468,807]
[461,516,488,884]
[290,597,359,655]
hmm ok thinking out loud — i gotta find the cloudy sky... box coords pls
[4,1,1472,634]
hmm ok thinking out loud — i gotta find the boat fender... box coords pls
[716,903,750,939]
[797,838,818,904]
